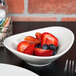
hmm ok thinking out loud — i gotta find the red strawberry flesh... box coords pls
[25,36,40,44]
[17,41,30,52]
[23,44,35,55]
[41,32,58,47]
[35,32,42,41]
[34,48,53,56]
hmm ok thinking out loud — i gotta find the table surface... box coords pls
[0,22,76,76]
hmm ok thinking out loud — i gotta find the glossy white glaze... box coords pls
[4,26,74,67]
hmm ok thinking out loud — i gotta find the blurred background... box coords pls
[5,0,76,22]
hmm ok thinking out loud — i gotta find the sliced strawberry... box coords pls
[34,48,53,56]
[23,44,35,55]
[25,36,40,44]
[17,41,30,52]
[41,32,58,47]
[35,32,42,41]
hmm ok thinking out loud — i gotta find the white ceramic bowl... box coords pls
[3,26,74,67]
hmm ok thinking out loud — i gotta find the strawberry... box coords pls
[34,48,53,56]
[35,32,42,41]
[41,32,58,47]
[23,44,35,55]
[17,41,30,52]
[25,36,40,44]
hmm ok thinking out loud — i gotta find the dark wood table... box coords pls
[0,22,76,76]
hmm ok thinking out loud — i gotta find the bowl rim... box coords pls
[4,26,75,59]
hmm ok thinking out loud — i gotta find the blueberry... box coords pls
[42,44,49,50]
[49,44,56,50]
[35,45,37,48]
[35,44,41,48]
[53,50,57,55]
[37,44,41,48]
[56,46,58,50]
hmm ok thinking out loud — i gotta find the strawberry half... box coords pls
[41,32,58,47]
[17,41,30,52]
[23,44,35,55]
[35,32,42,41]
[25,36,40,44]
[34,48,53,56]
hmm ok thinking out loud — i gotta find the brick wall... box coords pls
[6,0,76,21]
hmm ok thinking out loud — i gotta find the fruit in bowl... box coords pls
[3,26,74,67]
[17,32,58,56]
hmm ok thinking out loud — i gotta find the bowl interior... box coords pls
[4,26,74,58]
